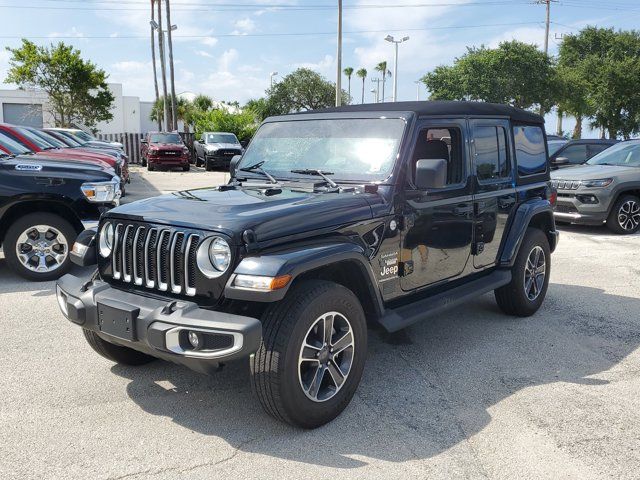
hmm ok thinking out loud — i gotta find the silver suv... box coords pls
[551,140,640,234]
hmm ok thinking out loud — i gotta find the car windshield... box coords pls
[55,130,87,145]
[238,118,406,182]
[46,130,79,146]
[206,133,238,144]
[13,126,54,150]
[0,132,32,154]
[586,141,640,167]
[29,129,68,148]
[71,130,93,142]
[548,140,567,155]
[150,133,182,144]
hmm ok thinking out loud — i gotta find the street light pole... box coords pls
[270,71,278,89]
[154,1,169,131]
[371,78,381,103]
[165,0,177,131]
[335,0,343,106]
[415,80,421,101]
[385,35,409,102]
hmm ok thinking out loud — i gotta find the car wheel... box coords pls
[495,227,550,317]
[195,156,202,167]
[4,213,77,281]
[251,280,367,429]
[182,164,190,172]
[82,329,156,366]
[141,157,147,167]
[606,194,640,234]
[147,163,155,172]
[205,161,213,172]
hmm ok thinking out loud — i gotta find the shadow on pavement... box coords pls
[110,283,640,468]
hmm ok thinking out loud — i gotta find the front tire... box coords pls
[4,213,76,281]
[606,194,640,234]
[495,227,550,317]
[83,329,156,366]
[182,164,190,172]
[251,280,367,429]
[205,161,213,172]
[147,163,155,172]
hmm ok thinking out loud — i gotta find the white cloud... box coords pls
[195,50,213,58]
[218,49,239,72]
[48,27,86,39]
[234,18,256,33]
[488,26,547,49]
[293,54,334,75]
[0,50,14,87]
[200,37,218,47]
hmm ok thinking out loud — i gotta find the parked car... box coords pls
[193,132,244,171]
[548,139,568,156]
[550,139,618,169]
[551,140,640,234]
[57,101,558,428]
[46,127,123,149]
[0,124,129,185]
[140,132,190,171]
[0,149,120,281]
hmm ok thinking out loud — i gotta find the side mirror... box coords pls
[415,159,447,190]
[554,156,569,165]
[240,140,248,148]
[230,155,242,177]
[140,139,147,144]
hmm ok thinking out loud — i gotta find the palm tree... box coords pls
[375,61,391,102]
[343,67,354,100]
[356,68,367,104]
[150,0,161,130]
[192,94,214,112]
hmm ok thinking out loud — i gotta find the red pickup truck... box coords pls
[141,132,190,171]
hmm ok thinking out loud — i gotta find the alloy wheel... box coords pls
[524,246,546,301]
[15,225,68,273]
[617,200,640,231]
[298,311,355,402]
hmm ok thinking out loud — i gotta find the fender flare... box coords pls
[499,199,558,268]
[224,242,384,315]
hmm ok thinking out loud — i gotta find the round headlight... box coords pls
[196,236,231,278]
[99,222,114,258]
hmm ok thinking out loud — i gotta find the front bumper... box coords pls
[206,154,236,167]
[56,274,262,374]
[554,192,609,225]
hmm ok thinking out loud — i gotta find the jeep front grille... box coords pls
[111,224,200,296]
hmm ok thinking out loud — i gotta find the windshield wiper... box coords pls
[290,169,339,188]
[239,161,278,184]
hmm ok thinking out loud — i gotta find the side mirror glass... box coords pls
[415,158,447,190]
[230,155,242,177]
[240,140,248,148]
[555,156,569,165]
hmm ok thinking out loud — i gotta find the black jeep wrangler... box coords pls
[1,152,120,281]
[57,102,558,428]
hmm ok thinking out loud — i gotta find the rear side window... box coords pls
[474,126,510,182]
[513,125,547,176]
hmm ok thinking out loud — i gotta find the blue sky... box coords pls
[1,0,639,136]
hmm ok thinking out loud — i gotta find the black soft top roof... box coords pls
[302,100,543,124]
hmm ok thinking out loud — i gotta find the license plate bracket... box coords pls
[97,300,140,341]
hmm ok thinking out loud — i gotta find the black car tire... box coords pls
[195,156,202,167]
[147,163,155,172]
[182,164,190,172]
[82,329,156,366]
[205,161,213,172]
[141,157,147,167]
[495,227,550,317]
[4,213,77,281]
[606,194,640,235]
[251,280,367,429]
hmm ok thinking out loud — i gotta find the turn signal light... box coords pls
[233,274,292,291]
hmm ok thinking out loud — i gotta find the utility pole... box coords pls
[371,78,381,103]
[156,0,169,131]
[536,0,556,116]
[335,0,343,106]
[165,0,177,132]
[414,80,421,101]
[150,0,161,130]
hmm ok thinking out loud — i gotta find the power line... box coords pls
[0,21,544,40]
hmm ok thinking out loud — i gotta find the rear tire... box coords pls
[606,194,640,234]
[82,329,156,366]
[251,280,367,429]
[4,213,77,281]
[495,227,550,317]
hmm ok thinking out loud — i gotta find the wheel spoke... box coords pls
[327,360,345,388]
[301,342,321,361]
[307,365,326,400]
[331,330,353,356]
[323,314,334,346]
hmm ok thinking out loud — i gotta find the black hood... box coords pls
[106,186,377,244]
[1,154,114,182]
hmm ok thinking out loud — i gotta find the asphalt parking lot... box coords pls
[1,166,639,480]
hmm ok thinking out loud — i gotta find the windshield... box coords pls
[206,133,238,144]
[29,129,68,148]
[548,140,567,155]
[0,132,31,154]
[55,130,86,145]
[46,130,79,146]
[239,118,406,182]
[586,141,640,167]
[150,133,182,144]
[13,126,54,150]
[70,130,93,142]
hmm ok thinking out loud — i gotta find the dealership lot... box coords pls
[1,167,639,480]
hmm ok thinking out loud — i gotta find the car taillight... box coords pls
[547,186,558,206]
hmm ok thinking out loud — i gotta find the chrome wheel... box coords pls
[617,200,640,231]
[15,225,69,273]
[298,311,355,402]
[524,246,546,301]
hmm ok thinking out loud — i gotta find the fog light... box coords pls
[56,286,68,316]
[576,194,599,204]
[188,331,202,349]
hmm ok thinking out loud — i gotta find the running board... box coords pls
[379,270,512,332]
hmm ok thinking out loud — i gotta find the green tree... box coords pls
[267,68,348,114]
[5,39,114,128]
[356,68,367,104]
[375,61,391,102]
[421,41,556,111]
[244,97,280,122]
[193,109,258,143]
[343,66,354,100]
[192,94,214,112]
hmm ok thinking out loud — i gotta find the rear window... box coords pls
[513,125,547,177]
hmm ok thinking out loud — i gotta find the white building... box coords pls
[0,83,153,134]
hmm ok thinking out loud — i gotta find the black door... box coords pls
[469,120,516,269]
[400,120,473,292]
